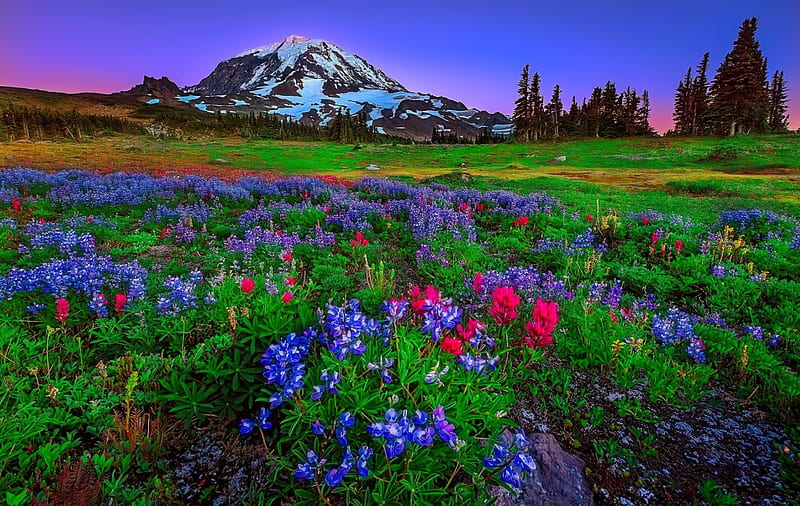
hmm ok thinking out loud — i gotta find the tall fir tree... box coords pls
[545,84,564,138]
[562,96,580,137]
[673,68,694,135]
[708,18,769,136]
[600,81,621,137]
[767,70,790,132]
[529,72,544,140]
[690,53,711,135]
[512,65,531,142]
[636,90,654,136]
[619,87,640,136]
[586,88,603,138]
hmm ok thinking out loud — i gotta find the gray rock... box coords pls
[365,164,381,171]
[489,433,594,506]
[213,158,229,164]
[552,155,567,162]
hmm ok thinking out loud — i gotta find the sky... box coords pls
[1,0,798,134]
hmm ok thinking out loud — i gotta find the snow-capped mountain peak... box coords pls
[177,36,511,139]
[190,35,405,96]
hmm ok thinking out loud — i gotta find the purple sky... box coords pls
[1,0,798,133]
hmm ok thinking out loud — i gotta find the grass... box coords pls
[1,142,799,504]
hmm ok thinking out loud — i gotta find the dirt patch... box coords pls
[510,365,797,505]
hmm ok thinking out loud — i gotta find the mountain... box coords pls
[169,35,511,139]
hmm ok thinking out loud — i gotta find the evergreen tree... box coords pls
[512,65,531,141]
[530,72,544,140]
[545,84,563,138]
[562,96,580,137]
[619,87,640,136]
[673,67,693,135]
[767,70,790,132]
[708,18,769,136]
[636,90,654,136]
[586,88,603,138]
[600,81,621,137]
[690,53,711,135]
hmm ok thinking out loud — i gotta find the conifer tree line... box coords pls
[672,17,790,136]
[430,127,505,144]
[512,64,654,140]
[0,105,145,141]
[0,103,411,144]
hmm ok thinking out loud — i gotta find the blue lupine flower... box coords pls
[412,427,435,446]
[686,339,707,363]
[651,309,697,345]
[256,407,272,430]
[484,430,535,492]
[381,299,410,322]
[26,303,47,314]
[356,446,373,478]
[311,420,326,435]
[260,328,314,407]
[335,426,348,447]
[501,466,522,489]
[238,419,256,436]
[367,357,395,384]
[294,449,324,481]
[513,451,536,473]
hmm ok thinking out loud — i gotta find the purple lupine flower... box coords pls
[311,420,326,435]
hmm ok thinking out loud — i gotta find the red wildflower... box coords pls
[241,278,255,294]
[513,216,529,228]
[472,272,484,294]
[609,312,618,324]
[441,337,463,356]
[286,277,296,286]
[651,232,659,245]
[409,285,421,299]
[114,294,128,313]
[674,239,684,254]
[281,292,293,304]
[55,298,70,324]
[456,319,482,341]
[159,228,172,239]
[12,199,22,212]
[523,298,559,348]
[586,215,595,221]
[489,286,520,326]
[282,252,292,262]
[642,217,650,225]
[475,203,485,212]
[350,231,369,247]
[424,285,441,305]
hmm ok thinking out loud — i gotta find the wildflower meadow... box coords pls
[0,167,798,504]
